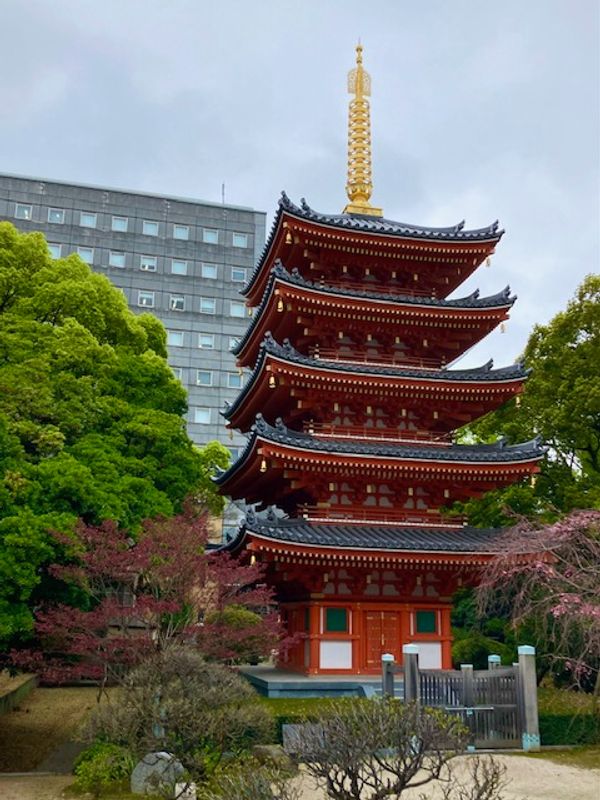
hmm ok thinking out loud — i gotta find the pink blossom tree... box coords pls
[477,510,600,698]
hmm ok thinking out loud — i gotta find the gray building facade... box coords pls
[0,173,265,456]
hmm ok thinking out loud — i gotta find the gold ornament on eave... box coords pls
[343,43,383,217]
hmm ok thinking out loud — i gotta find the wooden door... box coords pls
[364,610,400,669]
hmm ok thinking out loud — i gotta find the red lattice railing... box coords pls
[298,505,465,528]
[308,347,443,370]
[302,422,452,446]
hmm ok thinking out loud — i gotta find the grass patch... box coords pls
[538,685,600,746]
[0,686,114,772]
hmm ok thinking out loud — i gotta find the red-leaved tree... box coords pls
[10,508,281,686]
[477,509,600,697]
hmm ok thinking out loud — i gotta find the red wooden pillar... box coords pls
[308,603,321,674]
[353,602,362,673]
[440,605,453,669]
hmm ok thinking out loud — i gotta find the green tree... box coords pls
[454,274,600,526]
[0,223,227,644]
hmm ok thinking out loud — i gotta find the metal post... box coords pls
[518,645,540,751]
[381,653,395,698]
[403,644,419,703]
[488,654,501,670]
[461,664,475,751]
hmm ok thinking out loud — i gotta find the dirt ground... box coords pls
[289,757,600,799]
[0,687,106,772]
[0,756,598,800]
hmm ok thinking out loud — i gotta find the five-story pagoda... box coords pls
[216,45,544,675]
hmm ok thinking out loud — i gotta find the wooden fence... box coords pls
[382,645,540,751]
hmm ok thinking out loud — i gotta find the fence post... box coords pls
[381,653,395,698]
[403,644,419,704]
[461,664,474,706]
[518,645,540,751]
[488,654,501,670]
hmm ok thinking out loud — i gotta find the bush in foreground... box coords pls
[85,647,275,784]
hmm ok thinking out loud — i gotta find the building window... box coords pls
[112,216,128,232]
[167,330,184,347]
[77,246,94,264]
[171,366,183,381]
[196,370,213,386]
[415,610,437,634]
[48,208,65,224]
[194,407,212,425]
[15,203,32,220]
[229,447,240,460]
[171,259,188,276]
[47,243,61,259]
[140,255,157,271]
[143,220,159,236]
[325,608,348,633]
[173,224,189,240]
[138,290,155,308]
[170,295,185,312]
[231,266,247,283]
[200,297,216,314]
[227,372,242,389]
[232,232,248,248]
[199,333,215,349]
[201,262,217,279]
[80,211,97,228]
[230,300,246,318]
[109,251,126,268]
[202,228,219,244]
[229,337,240,351]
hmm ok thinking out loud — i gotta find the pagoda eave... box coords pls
[235,273,513,368]
[224,347,527,432]
[244,197,503,305]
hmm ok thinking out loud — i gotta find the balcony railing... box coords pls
[302,422,452,446]
[298,505,465,528]
[321,278,436,299]
[308,346,443,371]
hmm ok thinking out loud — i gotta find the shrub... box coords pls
[85,647,275,783]
[73,742,134,797]
[292,698,468,800]
[204,604,267,664]
[199,763,299,800]
[452,629,513,669]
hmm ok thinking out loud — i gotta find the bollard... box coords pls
[381,653,395,698]
[403,644,419,703]
[488,654,501,670]
[518,645,540,751]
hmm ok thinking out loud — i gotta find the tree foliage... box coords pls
[0,222,225,644]
[454,275,600,526]
[9,508,281,683]
[477,510,600,695]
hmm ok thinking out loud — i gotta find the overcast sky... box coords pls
[1,0,598,367]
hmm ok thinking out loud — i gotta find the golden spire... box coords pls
[343,43,383,217]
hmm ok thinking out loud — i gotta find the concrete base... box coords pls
[240,665,403,698]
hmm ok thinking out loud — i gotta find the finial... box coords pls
[343,43,383,217]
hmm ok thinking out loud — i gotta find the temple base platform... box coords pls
[239,664,403,698]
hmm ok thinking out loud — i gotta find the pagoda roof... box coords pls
[223,509,505,556]
[232,263,515,357]
[223,335,529,421]
[214,416,545,487]
[243,192,504,298]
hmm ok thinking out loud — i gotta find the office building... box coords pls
[0,173,266,456]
